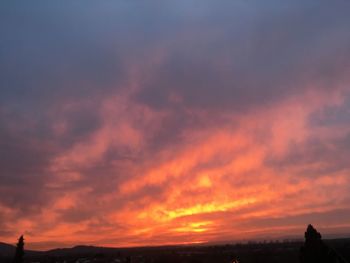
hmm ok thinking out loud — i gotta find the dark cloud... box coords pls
[310,93,350,127]
[135,1,350,111]
[1,1,349,113]
[0,113,57,212]
[58,207,96,224]
[266,93,350,177]
[240,208,350,230]
[265,136,350,176]
[0,2,127,112]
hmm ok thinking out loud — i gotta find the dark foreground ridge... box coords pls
[1,225,349,263]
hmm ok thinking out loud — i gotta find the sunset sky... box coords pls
[1,1,350,250]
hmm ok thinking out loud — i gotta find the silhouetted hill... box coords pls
[0,242,42,258]
[47,245,122,257]
[1,234,350,262]
[0,242,15,257]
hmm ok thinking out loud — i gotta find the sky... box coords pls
[1,1,350,250]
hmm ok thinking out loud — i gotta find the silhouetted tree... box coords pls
[299,224,338,263]
[12,235,25,263]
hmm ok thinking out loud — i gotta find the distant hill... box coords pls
[0,242,42,258]
[0,242,194,259]
[0,242,15,257]
[1,236,350,262]
[47,245,122,257]
[0,242,123,258]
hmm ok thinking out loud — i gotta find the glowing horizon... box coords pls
[1,1,350,250]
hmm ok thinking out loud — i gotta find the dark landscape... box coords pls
[2,226,350,263]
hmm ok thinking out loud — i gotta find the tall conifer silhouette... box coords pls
[12,235,24,263]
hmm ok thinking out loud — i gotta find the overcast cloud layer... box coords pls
[1,1,350,250]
